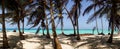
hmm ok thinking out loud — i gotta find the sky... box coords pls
[0,0,109,29]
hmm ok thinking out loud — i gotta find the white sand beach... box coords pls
[0,32,120,49]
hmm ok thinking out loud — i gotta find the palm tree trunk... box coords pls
[50,0,62,49]
[101,18,103,33]
[42,28,45,35]
[59,7,64,34]
[73,24,76,36]
[45,18,51,38]
[44,0,51,38]
[21,8,24,34]
[75,3,80,40]
[22,18,24,34]
[17,21,25,40]
[95,17,99,34]
[61,18,64,34]
[107,21,114,43]
[45,19,51,38]
[76,18,80,40]
[107,1,116,43]
[2,0,9,48]
[64,7,76,36]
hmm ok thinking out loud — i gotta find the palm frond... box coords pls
[87,6,104,24]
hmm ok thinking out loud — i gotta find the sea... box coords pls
[0,28,119,35]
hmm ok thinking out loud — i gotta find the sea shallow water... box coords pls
[2,28,118,35]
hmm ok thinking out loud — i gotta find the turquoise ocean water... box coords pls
[2,28,118,35]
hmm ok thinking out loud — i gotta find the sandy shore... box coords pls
[0,32,120,49]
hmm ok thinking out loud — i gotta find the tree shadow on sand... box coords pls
[8,35,23,49]
[21,35,52,49]
[75,35,120,49]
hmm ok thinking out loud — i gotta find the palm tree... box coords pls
[64,7,77,36]
[2,0,9,48]
[10,0,33,40]
[16,0,33,40]
[54,0,68,34]
[95,17,99,34]
[0,0,28,40]
[41,20,45,35]
[5,0,32,40]
[49,0,62,49]
[43,0,51,38]
[10,8,25,40]
[20,0,33,34]
[70,0,82,40]
[83,0,120,43]
[14,0,33,34]
[27,0,51,38]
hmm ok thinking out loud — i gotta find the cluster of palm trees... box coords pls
[83,0,120,43]
[1,0,120,49]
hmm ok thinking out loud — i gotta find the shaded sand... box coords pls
[0,32,120,49]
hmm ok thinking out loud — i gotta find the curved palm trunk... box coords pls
[64,7,76,36]
[68,16,76,36]
[44,0,51,38]
[50,0,62,49]
[2,0,9,48]
[17,21,25,40]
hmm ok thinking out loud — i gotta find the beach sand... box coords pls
[0,32,120,49]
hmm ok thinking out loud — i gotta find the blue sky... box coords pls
[0,0,109,29]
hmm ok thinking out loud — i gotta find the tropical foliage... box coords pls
[83,0,120,43]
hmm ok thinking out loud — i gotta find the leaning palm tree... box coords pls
[83,0,120,43]
[1,0,9,48]
[0,0,28,41]
[49,0,62,49]
[19,0,33,34]
[27,0,51,38]
[43,0,51,38]
[64,6,77,36]
[70,0,82,40]
[5,0,27,40]
[15,0,32,40]
[10,9,25,40]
